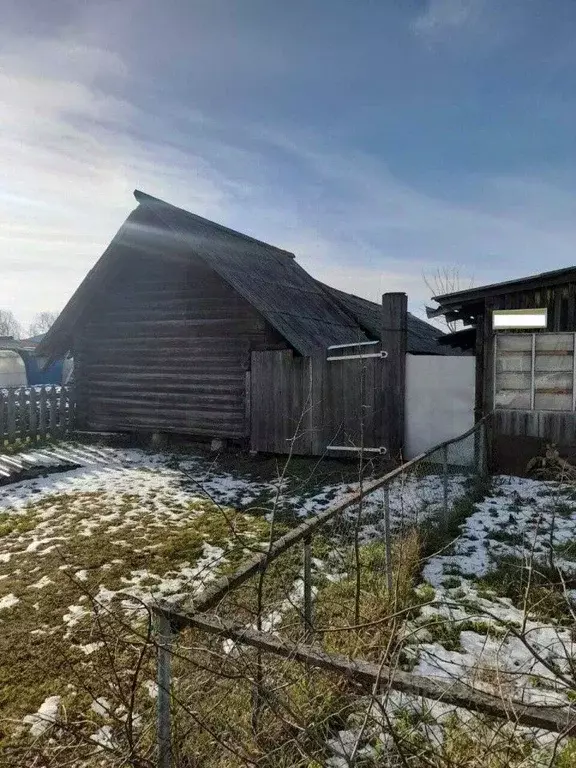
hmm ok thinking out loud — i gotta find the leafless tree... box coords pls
[29,310,59,337]
[0,309,21,339]
[423,267,474,332]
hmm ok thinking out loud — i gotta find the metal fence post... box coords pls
[383,486,393,595]
[303,534,313,642]
[155,610,174,768]
[442,444,449,523]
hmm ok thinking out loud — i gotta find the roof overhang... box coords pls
[433,265,576,307]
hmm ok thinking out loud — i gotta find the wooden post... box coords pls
[6,389,16,446]
[303,535,313,642]
[381,293,407,461]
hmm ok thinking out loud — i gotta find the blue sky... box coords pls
[2,0,576,326]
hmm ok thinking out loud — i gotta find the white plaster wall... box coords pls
[405,355,475,460]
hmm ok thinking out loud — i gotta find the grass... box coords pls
[487,529,526,546]
[555,539,576,561]
[4,441,572,766]
[0,443,405,766]
[0,469,277,760]
[419,476,493,564]
[475,554,576,624]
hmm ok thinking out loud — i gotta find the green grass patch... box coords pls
[475,555,576,624]
[555,540,576,561]
[419,476,493,564]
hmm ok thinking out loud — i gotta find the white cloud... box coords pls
[1,21,576,336]
[0,35,240,329]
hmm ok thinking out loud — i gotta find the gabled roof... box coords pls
[38,190,447,359]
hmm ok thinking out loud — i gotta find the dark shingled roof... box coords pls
[319,282,452,355]
[38,190,449,358]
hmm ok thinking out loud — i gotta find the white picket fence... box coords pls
[0,386,74,446]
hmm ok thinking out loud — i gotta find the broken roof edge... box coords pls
[133,189,296,260]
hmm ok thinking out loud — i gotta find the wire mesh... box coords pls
[152,420,496,766]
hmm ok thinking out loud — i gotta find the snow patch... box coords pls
[23,695,61,737]
[0,593,19,610]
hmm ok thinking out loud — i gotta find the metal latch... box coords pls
[326,341,388,362]
[326,445,388,455]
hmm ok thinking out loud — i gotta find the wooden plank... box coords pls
[309,354,325,455]
[295,356,310,454]
[6,389,16,445]
[277,350,288,453]
[28,387,38,444]
[65,387,74,437]
[49,386,58,438]
[19,387,29,443]
[179,612,576,737]
[244,370,251,441]
[249,352,261,451]
[568,283,576,329]
[38,387,48,442]
[381,293,407,460]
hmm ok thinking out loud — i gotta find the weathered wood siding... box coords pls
[492,408,576,474]
[75,254,286,438]
[482,283,576,415]
[250,350,385,456]
[474,284,576,471]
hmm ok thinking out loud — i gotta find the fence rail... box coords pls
[148,414,574,767]
[0,385,74,447]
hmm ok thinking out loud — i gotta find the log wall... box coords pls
[74,254,286,439]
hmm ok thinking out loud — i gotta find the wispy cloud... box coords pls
[1,7,576,331]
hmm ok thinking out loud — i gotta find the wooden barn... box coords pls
[39,190,453,459]
[428,266,576,472]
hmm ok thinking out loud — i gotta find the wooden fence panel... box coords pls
[250,351,314,455]
[250,351,383,456]
[0,386,74,449]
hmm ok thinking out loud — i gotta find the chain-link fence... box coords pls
[146,416,536,767]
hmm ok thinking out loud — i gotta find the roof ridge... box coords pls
[133,189,296,260]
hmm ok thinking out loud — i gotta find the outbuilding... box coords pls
[39,191,461,459]
[429,267,576,472]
